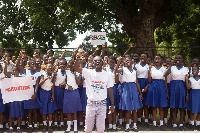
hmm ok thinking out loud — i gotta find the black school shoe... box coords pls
[160,125,166,131]
[125,128,130,132]
[189,125,196,131]
[151,125,156,131]
[132,127,138,132]
[179,126,184,131]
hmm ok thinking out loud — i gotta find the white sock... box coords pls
[66,121,71,131]
[49,121,52,127]
[145,119,148,123]
[9,127,13,129]
[0,124,3,128]
[37,122,39,126]
[119,119,122,125]
[71,121,73,125]
[60,122,64,126]
[17,127,20,129]
[21,121,25,125]
[73,120,77,131]
[149,114,152,119]
[160,120,164,126]
[43,121,47,126]
[129,119,131,124]
[196,121,200,126]
[116,116,118,123]
[113,124,116,129]
[133,123,137,129]
[179,124,183,127]
[122,118,125,122]
[189,119,191,124]
[164,118,167,124]
[6,123,9,129]
[173,124,177,127]
[34,124,38,128]
[153,121,156,126]
[138,117,141,122]
[109,124,112,128]
[29,125,32,128]
[79,122,83,126]
[14,120,17,125]
[54,122,58,126]
[191,120,194,125]
[126,124,129,129]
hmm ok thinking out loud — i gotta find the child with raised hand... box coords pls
[54,59,67,130]
[144,54,168,131]
[39,63,57,133]
[186,66,200,131]
[115,56,143,132]
[63,60,82,133]
[164,54,189,131]
[4,61,25,133]
[24,59,42,132]
[135,53,149,127]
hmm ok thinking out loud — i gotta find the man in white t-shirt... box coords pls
[74,56,114,133]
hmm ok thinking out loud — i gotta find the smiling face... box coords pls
[192,58,199,67]
[12,66,19,77]
[46,64,53,74]
[35,58,42,69]
[48,56,55,65]
[125,57,132,67]
[59,59,66,71]
[140,54,147,64]
[192,66,199,76]
[93,56,103,70]
[29,60,36,71]
[175,55,183,66]
[133,53,140,63]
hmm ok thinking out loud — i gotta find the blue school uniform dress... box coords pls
[0,73,5,112]
[186,77,200,114]
[9,73,26,118]
[169,66,189,108]
[106,67,119,109]
[40,72,57,114]
[54,69,66,110]
[146,66,168,107]
[80,79,87,112]
[135,63,149,105]
[63,70,82,113]
[119,67,143,111]
[24,70,42,109]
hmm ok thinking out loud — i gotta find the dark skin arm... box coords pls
[31,77,40,101]
[148,65,152,84]
[136,78,143,100]
[4,60,11,78]
[108,87,115,113]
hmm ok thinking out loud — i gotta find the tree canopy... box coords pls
[0,0,199,59]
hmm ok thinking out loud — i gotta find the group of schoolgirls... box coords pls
[0,48,86,133]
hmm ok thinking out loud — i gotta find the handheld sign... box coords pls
[91,32,106,45]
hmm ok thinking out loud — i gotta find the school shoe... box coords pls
[17,129,22,133]
[64,131,70,133]
[0,128,3,133]
[160,125,166,131]
[132,127,138,132]
[172,126,178,131]
[125,128,130,132]
[196,125,200,131]
[107,127,112,131]
[189,125,196,131]
[151,125,156,131]
[179,126,184,131]
[48,126,53,133]
[42,126,48,133]
[144,122,149,128]
[74,131,78,133]
[7,129,13,133]
[27,127,33,133]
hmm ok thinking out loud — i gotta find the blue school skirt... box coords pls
[63,89,82,113]
[54,86,65,109]
[39,88,57,114]
[0,90,5,112]
[169,80,186,108]
[81,87,87,112]
[186,89,200,114]
[9,101,25,117]
[107,84,119,109]
[145,79,168,107]
[78,86,83,97]
[119,82,143,111]
[24,85,42,109]
[138,78,148,105]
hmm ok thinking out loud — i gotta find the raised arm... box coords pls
[163,60,174,77]
[114,56,123,74]
[185,74,191,91]
[123,43,135,56]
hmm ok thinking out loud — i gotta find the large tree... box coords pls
[0,0,196,56]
